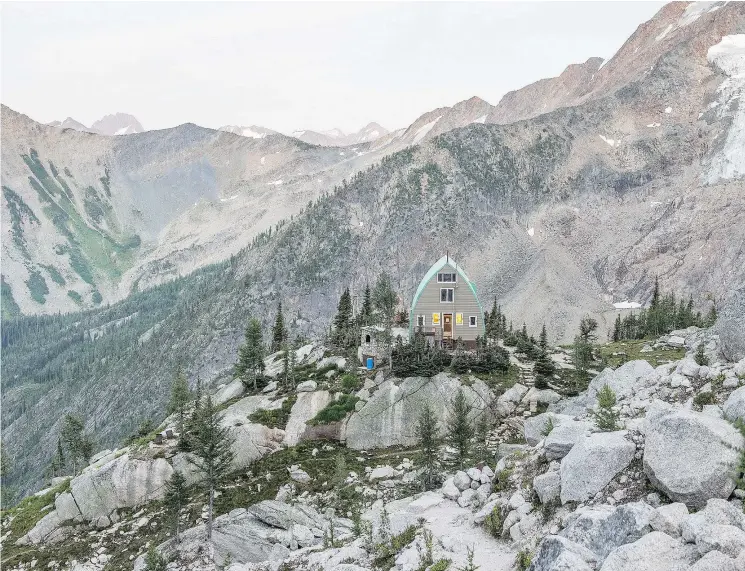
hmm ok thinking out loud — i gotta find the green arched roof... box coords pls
[409,256,485,336]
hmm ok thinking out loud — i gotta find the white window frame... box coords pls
[440,288,454,303]
[437,272,457,283]
[416,315,426,327]
[469,315,478,327]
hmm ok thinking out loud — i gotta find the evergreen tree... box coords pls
[53,438,65,476]
[187,396,236,540]
[533,348,556,389]
[61,414,94,474]
[234,318,265,391]
[358,285,373,327]
[282,342,297,390]
[416,402,441,490]
[694,343,710,366]
[271,302,286,353]
[168,368,192,435]
[572,335,590,392]
[706,304,717,327]
[373,273,398,368]
[578,316,598,343]
[445,389,474,468]
[181,377,203,452]
[164,470,188,543]
[539,324,548,351]
[594,385,620,431]
[332,288,354,348]
[612,314,621,342]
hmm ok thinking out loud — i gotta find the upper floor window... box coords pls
[440,288,454,303]
[437,272,457,283]
[417,315,425,327]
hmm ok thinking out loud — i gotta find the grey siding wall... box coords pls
[411,262,485,341]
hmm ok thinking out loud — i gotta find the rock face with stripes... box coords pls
[345,372,491,450]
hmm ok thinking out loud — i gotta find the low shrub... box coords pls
[249,394,297,429]
[483,505,503,537]
[693,391,716,409]
[309,394,359,425]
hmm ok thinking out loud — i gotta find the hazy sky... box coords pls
[1,1,665,134]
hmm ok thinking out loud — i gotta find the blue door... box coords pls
[366,357,374,370]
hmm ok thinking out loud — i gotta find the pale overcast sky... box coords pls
[1,1,665,134]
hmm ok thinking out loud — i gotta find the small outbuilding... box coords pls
[358,325,408,369]
[409,255,485,348]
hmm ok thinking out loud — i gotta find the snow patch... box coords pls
[613,301,642,309]
[260,156,266,165]
[220,195,238,202]
[292,130,306,138]
[527,227,535,237]
[598,58,608,70]
[268,180,283,186]
[647,123,661,128]
[678,2,713,28]
[705,34,745,182]
[598,134,616,147]
[412,116,442,144]
[472,115,487,124]
[655,24,673,42]
[665,107,673,114]
[240,127,266,139]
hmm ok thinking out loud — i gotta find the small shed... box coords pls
[357,325,408,369]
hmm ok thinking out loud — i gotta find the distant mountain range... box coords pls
[47,113,144,136]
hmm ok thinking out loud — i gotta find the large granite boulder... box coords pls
[283,391,333,446]
[599,531,697,571]
[20,453,174,541]
[723,386,745,423]
[690,551,738,571]
[135,500,353,570]
[346,373,489,450]
[715,285,745,362]
[16,511,72,546]
[560,431,635,504]
[544,419,593,460]
[70,454,173,522]
[681,498,745,544]
[213,379,245,405]
[229,423,285,470]
[649,503,689,537]
[533,471,561,504]
[587,361,654,405]
[523,413,574,446]
[560,502,654,561]
[528,535,598,571]
[643,403,744,507]
[496,383,528,416]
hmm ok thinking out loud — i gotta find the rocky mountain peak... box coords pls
[90,112,144,136]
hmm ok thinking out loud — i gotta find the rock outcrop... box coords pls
[643,403,744,507]
[560,432,636,504]
[716,285,745,362]
[346,373,490,450]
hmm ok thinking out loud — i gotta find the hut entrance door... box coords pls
[443,313,453,338]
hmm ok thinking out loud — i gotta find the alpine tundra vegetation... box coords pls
[2,2,745,571]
